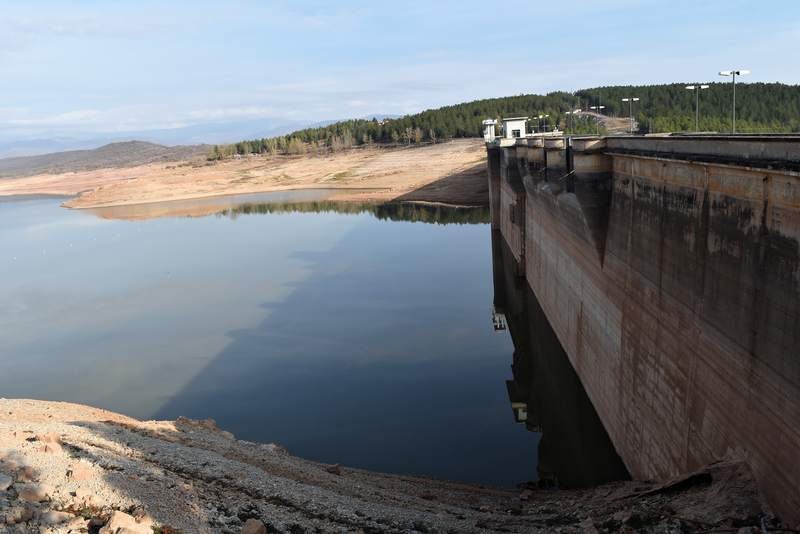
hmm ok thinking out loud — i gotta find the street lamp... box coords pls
[685,84,709,132]
[538,114,550,132]
[589,105,605,135]
[564,108,581,132]
[719,69,750,133]
[621,97,640,133]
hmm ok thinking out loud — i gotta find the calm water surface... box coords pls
[0,194,536,486]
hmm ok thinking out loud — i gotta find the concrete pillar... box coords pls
[514,138,532,177]
[525,138,546,173]
[571,137,613,263]
[501,147,526,193]
[501,146,527,276]
[487,145,502,230]
[544,138,567,173]
[572,138,612,181]
[514,137,529,158]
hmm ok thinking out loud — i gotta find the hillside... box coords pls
[227,82,800,156]
[0,141,209,179]
[576,82,800,133]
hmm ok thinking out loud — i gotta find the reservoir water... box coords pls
[0,194,536,487]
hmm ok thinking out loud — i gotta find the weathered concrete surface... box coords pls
[498,147,526,272]
[489,135,800,526]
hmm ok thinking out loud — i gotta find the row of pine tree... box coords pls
[210,82,800,158]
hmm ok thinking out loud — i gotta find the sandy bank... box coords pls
[0,141,489,211]
[0,399,780,533]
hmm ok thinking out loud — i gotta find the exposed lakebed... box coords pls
[0,192,535,486]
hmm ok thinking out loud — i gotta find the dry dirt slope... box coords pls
[0,399,781,533]
[0,141,209,179]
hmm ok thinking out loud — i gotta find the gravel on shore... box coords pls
[0,399,780,533]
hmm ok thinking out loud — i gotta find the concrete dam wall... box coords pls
[487,135,800,524]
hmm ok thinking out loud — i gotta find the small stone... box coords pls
[16,483,50,502]
[613,510,629,522]
[241,518,267,534]
[40,432,61,444]
[99,510,152,534]
[259,443,287,455]
[41,441,64,454]
[325,464,342,476]
[4,505,34,525]
[67,460,95,481]
[40,511,73,525]
[579,518,599,534]
[71,486,95,507]
[131,507,155,527]
[66,517,90,530]
[17,465,36,482]
[0,473,12,491]
[519,489,533,501]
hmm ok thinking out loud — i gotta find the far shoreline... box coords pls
[0,139,490,213]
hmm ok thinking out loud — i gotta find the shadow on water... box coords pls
[154,203,532,487]
[491,229,630,489]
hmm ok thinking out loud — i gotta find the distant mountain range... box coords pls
[0,115,401,159]
[0,119,306,159]
[0,141,210,179]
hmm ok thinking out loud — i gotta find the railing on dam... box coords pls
[486,132,800,526]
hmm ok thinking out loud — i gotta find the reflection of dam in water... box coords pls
[486,131,800,524]
[492,231,629,488]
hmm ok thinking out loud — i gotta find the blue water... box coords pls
[0,195,536,486]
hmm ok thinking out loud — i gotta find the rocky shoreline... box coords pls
[0,399,781,533]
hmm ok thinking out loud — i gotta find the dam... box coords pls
[485,128,800,524]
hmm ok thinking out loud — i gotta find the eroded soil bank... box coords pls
[0,399,781,533]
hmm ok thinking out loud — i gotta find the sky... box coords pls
[1,0,799,141]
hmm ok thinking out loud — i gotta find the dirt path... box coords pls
[0,399,779,533]
[577,111,634,134]
[0,140,489,210]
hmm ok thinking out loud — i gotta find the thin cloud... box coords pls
[1,1,797,142]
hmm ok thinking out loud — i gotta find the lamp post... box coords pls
[719,69,750,133]
[589,105,605,135]
[564,108,581,132]
[621,97,640,133]
[538,114,550,132]
[685,84,709,132]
